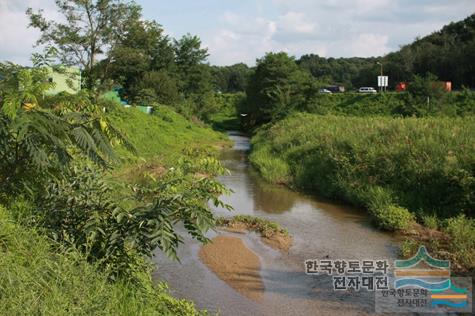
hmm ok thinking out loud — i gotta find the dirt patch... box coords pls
[199,236,264,302]
[117,160,167,183]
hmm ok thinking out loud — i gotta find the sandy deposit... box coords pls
[199,235,265,302]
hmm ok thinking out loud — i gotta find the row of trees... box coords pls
[25,1,475,104]
[384,14,475,88]
[240,52,475,128]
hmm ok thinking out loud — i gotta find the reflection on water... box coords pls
[251,175,298,214]
[152,131,401,316]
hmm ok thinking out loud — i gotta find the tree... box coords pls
[174,34,209,69]
[243,52,311,126]
[173,34,211,96]
[106,20,177,101]
[394,73,448,116]
[39,156,231,280]
[27,0,141,89]
[133,71,180,105]
[211,63,253,93]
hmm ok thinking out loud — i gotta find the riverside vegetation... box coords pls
[2,0,240,313]
[250,115,475,273]
[0,63,230,314]
[232,28,475,273]
[2,1,475,314]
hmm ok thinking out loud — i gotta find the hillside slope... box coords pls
[109,105,229,163]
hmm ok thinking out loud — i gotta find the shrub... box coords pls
[360,186,415,231]
[422,214,439,230]
[400,239,420,258]
[38,157,231,281]
[445,215,475,265]
[370,204,414,231]
[0,65,133,196]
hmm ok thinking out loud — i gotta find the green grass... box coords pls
[208,111,240,131]
[250,113,474,222]
[207,93,244,131]
[0,205,204,316]
[108,104,231,185]
[109,105,229,164]
[250,113,475,270]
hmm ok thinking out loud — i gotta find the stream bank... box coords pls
[152,131,400,315]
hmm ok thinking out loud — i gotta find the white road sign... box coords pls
[378,76,388,87]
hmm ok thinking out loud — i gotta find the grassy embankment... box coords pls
[109,104,230,183]
[250,113,475,272]
[0,104,230,315]
[0,204,204,315]
[110,104,229,163]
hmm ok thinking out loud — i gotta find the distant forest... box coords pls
[213,14,475,92]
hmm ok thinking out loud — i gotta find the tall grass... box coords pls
[250,113,475,225]
[0,206,203,316]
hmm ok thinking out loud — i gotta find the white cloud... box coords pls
[339,33,390,57]
[277,11,316,35]
[2,0,474,66]
[206,0,475,65]
[0,0,58,65]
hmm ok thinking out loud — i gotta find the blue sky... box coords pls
[1,0,474,66]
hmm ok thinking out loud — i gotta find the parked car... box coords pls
[325,85,346,93]
[358,87,377,93]
[319,88,332,94]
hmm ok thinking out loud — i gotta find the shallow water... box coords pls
[152,131,400,315]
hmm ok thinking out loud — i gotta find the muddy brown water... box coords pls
[152,131,400,315]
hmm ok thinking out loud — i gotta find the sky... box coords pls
[1,0,474,66]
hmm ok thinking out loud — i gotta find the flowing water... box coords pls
[152,132,400,315]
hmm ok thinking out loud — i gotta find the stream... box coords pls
[152,131,400,315]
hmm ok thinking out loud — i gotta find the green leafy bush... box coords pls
[370,204,414,231]
[445,215,475,266]
[421,214,439,230]
[0,65,133,196]
[38,157,231,280]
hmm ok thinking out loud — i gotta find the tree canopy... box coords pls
[27,0,141,89]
